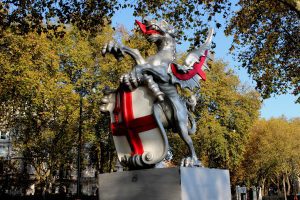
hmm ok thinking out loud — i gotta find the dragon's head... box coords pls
[135,19,176,43]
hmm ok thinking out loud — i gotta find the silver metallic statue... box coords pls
[100,19,213,169]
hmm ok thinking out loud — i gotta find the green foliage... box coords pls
[197,61,260,169]
[0,25,120,188]
[225,0,300,102]
[0,1,232,45]
[0,0,117,36]
[125,0,233,46]
[241,117,300,196]
[0,30,80,186]
[1,0,298,103]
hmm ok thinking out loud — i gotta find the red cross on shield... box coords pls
[108,86,167,165]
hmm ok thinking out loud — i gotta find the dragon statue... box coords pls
[100,19,213,169]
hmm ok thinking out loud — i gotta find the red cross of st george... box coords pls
[110,89,157,155]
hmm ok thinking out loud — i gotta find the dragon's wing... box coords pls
[168,28,214,90]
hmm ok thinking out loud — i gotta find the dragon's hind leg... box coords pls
[177,121,202,167]
[159,85,202,167]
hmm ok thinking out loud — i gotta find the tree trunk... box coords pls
[277,175,282,195]
[260,178,266,200]
[283,175,287,200]
[261,178,266,196]
[108,151,113,172]
[108,135,114,172]
[297,176,300,195]
[286,175,291,195]
[99,140,105,174]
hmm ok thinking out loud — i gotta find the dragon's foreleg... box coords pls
[102,41,146,65]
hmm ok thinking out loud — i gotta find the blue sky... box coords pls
[111,7,300,120]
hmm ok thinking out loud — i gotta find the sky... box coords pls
[111,7,300,120]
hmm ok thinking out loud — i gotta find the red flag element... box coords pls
[171,50,208,81]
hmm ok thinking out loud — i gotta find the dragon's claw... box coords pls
[181,157,203,167]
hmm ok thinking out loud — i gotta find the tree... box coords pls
[241,118,300,199]
[0,0,117,36]
[0,1,234,44]
[0,29,82,191]
[225,0,300,102]
[0,23,157,191]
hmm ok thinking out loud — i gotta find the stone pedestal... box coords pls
[98,167,231,200]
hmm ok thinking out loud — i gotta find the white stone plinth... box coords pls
[98,167,231,200]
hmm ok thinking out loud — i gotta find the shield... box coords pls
[107,86,168,167]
